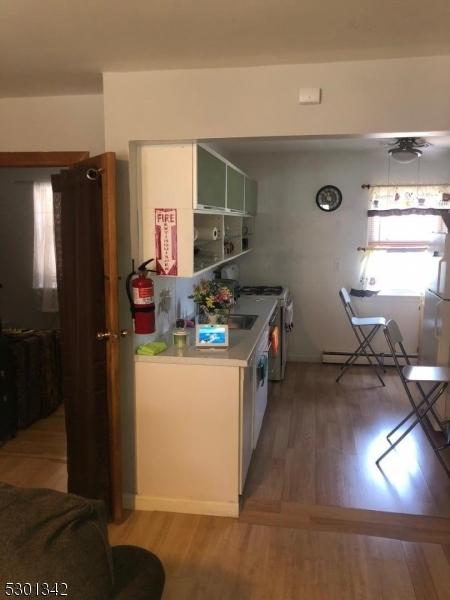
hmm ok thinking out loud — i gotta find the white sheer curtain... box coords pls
[33,180,58,312]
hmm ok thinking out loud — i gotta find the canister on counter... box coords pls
[173,329,188,348]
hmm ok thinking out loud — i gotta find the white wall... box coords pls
[235,147,450,361]
[103,55,450,342]
[0,168,60,330]
[103,53,450,345]
[0,95,105,155]
[103,55,450,159]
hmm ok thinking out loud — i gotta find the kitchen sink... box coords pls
[228,314,258,330]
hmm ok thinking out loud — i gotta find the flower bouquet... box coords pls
[191,280,234,324]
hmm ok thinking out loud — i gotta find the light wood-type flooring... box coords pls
[242,363,450,519]
[108,364,450,599]
[2,364,450,599]
[0,405,67,492]
[109,509,450,600]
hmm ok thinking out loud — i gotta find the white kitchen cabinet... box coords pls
[133,361,241,517]
[197,145,227,210]
[131,312,273,517]
[137,142,257,276]
[226,164,245,212]
[245,177,258,216]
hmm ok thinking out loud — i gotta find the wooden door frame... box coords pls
[0,150,123,523]
[0,151,89,168]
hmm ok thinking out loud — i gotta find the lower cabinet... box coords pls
[134,360,246,517]
[133,328,269,517]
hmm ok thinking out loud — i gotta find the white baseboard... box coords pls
[322,351,417,366]
[287,353,321,363]
[123,493,239,518]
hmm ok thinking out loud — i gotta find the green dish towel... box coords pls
[136,341,168,356]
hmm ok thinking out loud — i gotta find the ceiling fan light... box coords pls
[388,147,422,163]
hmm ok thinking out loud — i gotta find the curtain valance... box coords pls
[368,184,450,217]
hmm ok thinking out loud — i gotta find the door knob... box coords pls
[96,331,111,341]
[120,329,129,338]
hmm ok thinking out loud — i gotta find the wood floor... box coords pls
[0,405,67,492]
[2,364,450,598]
[242,363,450,519]
[108,364,450,599]
[109,510,450,600]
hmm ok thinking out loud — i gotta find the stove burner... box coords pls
[262,286,283,295]
[240,286,283,296]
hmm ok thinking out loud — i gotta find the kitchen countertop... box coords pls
[134,296,277,367]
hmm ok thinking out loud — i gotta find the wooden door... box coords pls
[52,153,123,522]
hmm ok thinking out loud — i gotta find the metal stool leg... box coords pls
[336,325,384,385]
[358,334,386,387]
[415,380,447,432]
[376,415,420,467]
[386,382,441,444]
[338,325,379,371]
[377,382,450,475]
[364,339,387,372]
[339,325,385,371]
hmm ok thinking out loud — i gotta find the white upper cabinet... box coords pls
[226,165,245,213]
[138,142,257,276]
[196,145,227,210]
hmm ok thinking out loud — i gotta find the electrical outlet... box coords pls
[299,88,321,105]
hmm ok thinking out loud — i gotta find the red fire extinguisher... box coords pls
[126,259,156,334]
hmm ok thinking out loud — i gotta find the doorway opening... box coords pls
[0,165,66,491]
[0,151,123,523]
[192,133,450,519]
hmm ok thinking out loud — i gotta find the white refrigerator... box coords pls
[419,232,450,421]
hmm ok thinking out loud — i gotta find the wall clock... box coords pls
[316,185,342,212]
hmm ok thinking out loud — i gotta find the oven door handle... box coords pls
[269,308,278,327]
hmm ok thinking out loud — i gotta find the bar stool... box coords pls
[376,319,450,477]
[336,288,387,385]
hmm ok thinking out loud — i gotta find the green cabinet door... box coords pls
[197,146,226,209]
[245,178,257,215]
[226,166,245,212]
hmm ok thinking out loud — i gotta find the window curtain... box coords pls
[368,185,450,227]
[33,181,58,312]
[358,247,377,291]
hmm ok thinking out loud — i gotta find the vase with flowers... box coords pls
[190,280,234,324]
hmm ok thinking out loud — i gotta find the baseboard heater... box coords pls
[322,351,417,366]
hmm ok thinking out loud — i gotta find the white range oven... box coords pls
[239,286,292,381]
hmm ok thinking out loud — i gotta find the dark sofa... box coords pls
[0,483,164,599]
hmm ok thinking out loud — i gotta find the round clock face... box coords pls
[316,185,342,212]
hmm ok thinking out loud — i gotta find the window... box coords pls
[368,213,445,248]
[362,185,449,295]
[33,181,58,312]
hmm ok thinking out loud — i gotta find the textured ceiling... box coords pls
[1,0,450,97]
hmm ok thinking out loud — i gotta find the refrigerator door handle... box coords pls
[434,300,442,339]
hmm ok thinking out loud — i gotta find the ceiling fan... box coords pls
[387,137,431,163]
